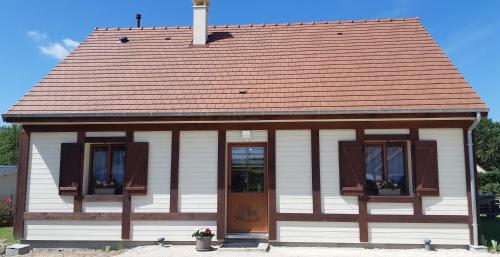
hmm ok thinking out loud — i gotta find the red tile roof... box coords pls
[3,18,487,120]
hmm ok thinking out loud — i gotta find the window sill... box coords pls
[83,194,123,202]
[366,195,414,203]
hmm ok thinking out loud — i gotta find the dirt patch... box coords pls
[22,248,123,257]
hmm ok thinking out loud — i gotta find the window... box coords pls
[89,145,126,195]
[364,142,408,196]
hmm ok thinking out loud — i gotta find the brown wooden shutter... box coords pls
[59,143,83,195]
[338,141,365,196]
[414,140,439,196]
[125,142,149,195]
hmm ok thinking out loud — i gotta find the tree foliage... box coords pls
[0,125,19,165]
[475,119,500,171]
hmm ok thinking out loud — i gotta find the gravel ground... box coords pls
[117,245,494,257]
[21,249,122,257]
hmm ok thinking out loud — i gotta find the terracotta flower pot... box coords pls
[195,236,213,251]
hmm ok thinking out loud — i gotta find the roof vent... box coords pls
[119,36,129,43]
[239,90,247,94]
[337,32,344,35]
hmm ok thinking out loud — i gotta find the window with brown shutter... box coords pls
[125,142,149,195]
[88,144,126,195]
[338,141,365,195]
[414,140,439,196]
[59,143,83,195]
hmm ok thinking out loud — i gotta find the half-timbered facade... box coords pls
[2,2,488,248]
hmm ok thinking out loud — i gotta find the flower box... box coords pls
[378,188,401,196]
[94,188,114,195]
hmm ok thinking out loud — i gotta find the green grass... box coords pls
[0,227,18,245]
[479,217,500,246]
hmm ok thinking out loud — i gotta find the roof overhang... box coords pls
[2,108,489,125]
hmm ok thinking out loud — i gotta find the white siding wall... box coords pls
[83,202,122,213]
[368,223,469,245]
[419,129,468,215]
[367,203,413,215]
[85,131,126,137]
[276,130,313,213]
[26,132,76,212]
[319,129,358,214]
[365,129,410,135]
[226,130,267,142]
[178,131,218,213]
[277,221,359,243]
[131,221,216,241]
[25,220,121,241]
[132,131,172,213]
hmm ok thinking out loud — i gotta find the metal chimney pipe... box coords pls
[136,14,142,28]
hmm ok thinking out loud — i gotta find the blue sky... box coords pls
[1,0,499,125]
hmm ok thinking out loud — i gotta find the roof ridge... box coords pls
[94,17,420,31]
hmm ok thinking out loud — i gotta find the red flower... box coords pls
[204,228,211,234]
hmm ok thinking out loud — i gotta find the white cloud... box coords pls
[26,30,48,42]
[26,31,79,60]
[40,43,70,60]
[63,38,80,50]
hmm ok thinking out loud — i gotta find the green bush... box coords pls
[478,171,500,196]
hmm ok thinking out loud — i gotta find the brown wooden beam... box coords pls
[131,212,217,221]
[169,130,180,213]
[267,129,277,240]
[24,212,122,221]
[410,128,423,216]
[121,131,134,240]
[311,129,321,215]
[358,195,369,242]
[367,214,469,223]
[277,213,357,222]
[216,130,226,240]
[363,134,411,141]
[24,120,472,133]
[73,132,85,213]
[13,128,30,240]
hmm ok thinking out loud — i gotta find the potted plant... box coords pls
[192,227,215,251]
[376,180,401,196]
[94,180,115,194]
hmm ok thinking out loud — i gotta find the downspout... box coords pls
[468,112,481,246]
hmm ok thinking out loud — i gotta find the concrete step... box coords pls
[219,240,270,252]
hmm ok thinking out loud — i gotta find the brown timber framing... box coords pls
[16,118,479,242]
[73,132,85,213]
[13,128,30,240]
[268,129,277,240]
[216,130,226,240]
[169,130,180,213]
[311,129,321,215]
[356,129,369,242]
[121,130,134,239]
[410,128,423,216]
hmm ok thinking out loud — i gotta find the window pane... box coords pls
[365,145,383,195]
[92,147,109,189]
[111,147,126,195]
[387,145,405,189]
[231,147,265,193]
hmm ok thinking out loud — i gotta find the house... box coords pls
[2,1,489,248]
[0,165,17,198]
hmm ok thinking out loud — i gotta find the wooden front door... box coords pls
[227,143,268,233]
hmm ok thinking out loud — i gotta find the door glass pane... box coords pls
[111,146,126,195]
[365,145,383,195]
[231,146,265,193]
[387,145,405,189]
[92,147,109,189]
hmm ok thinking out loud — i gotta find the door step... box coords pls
[220,240,270,252]
[225,232,269,240]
